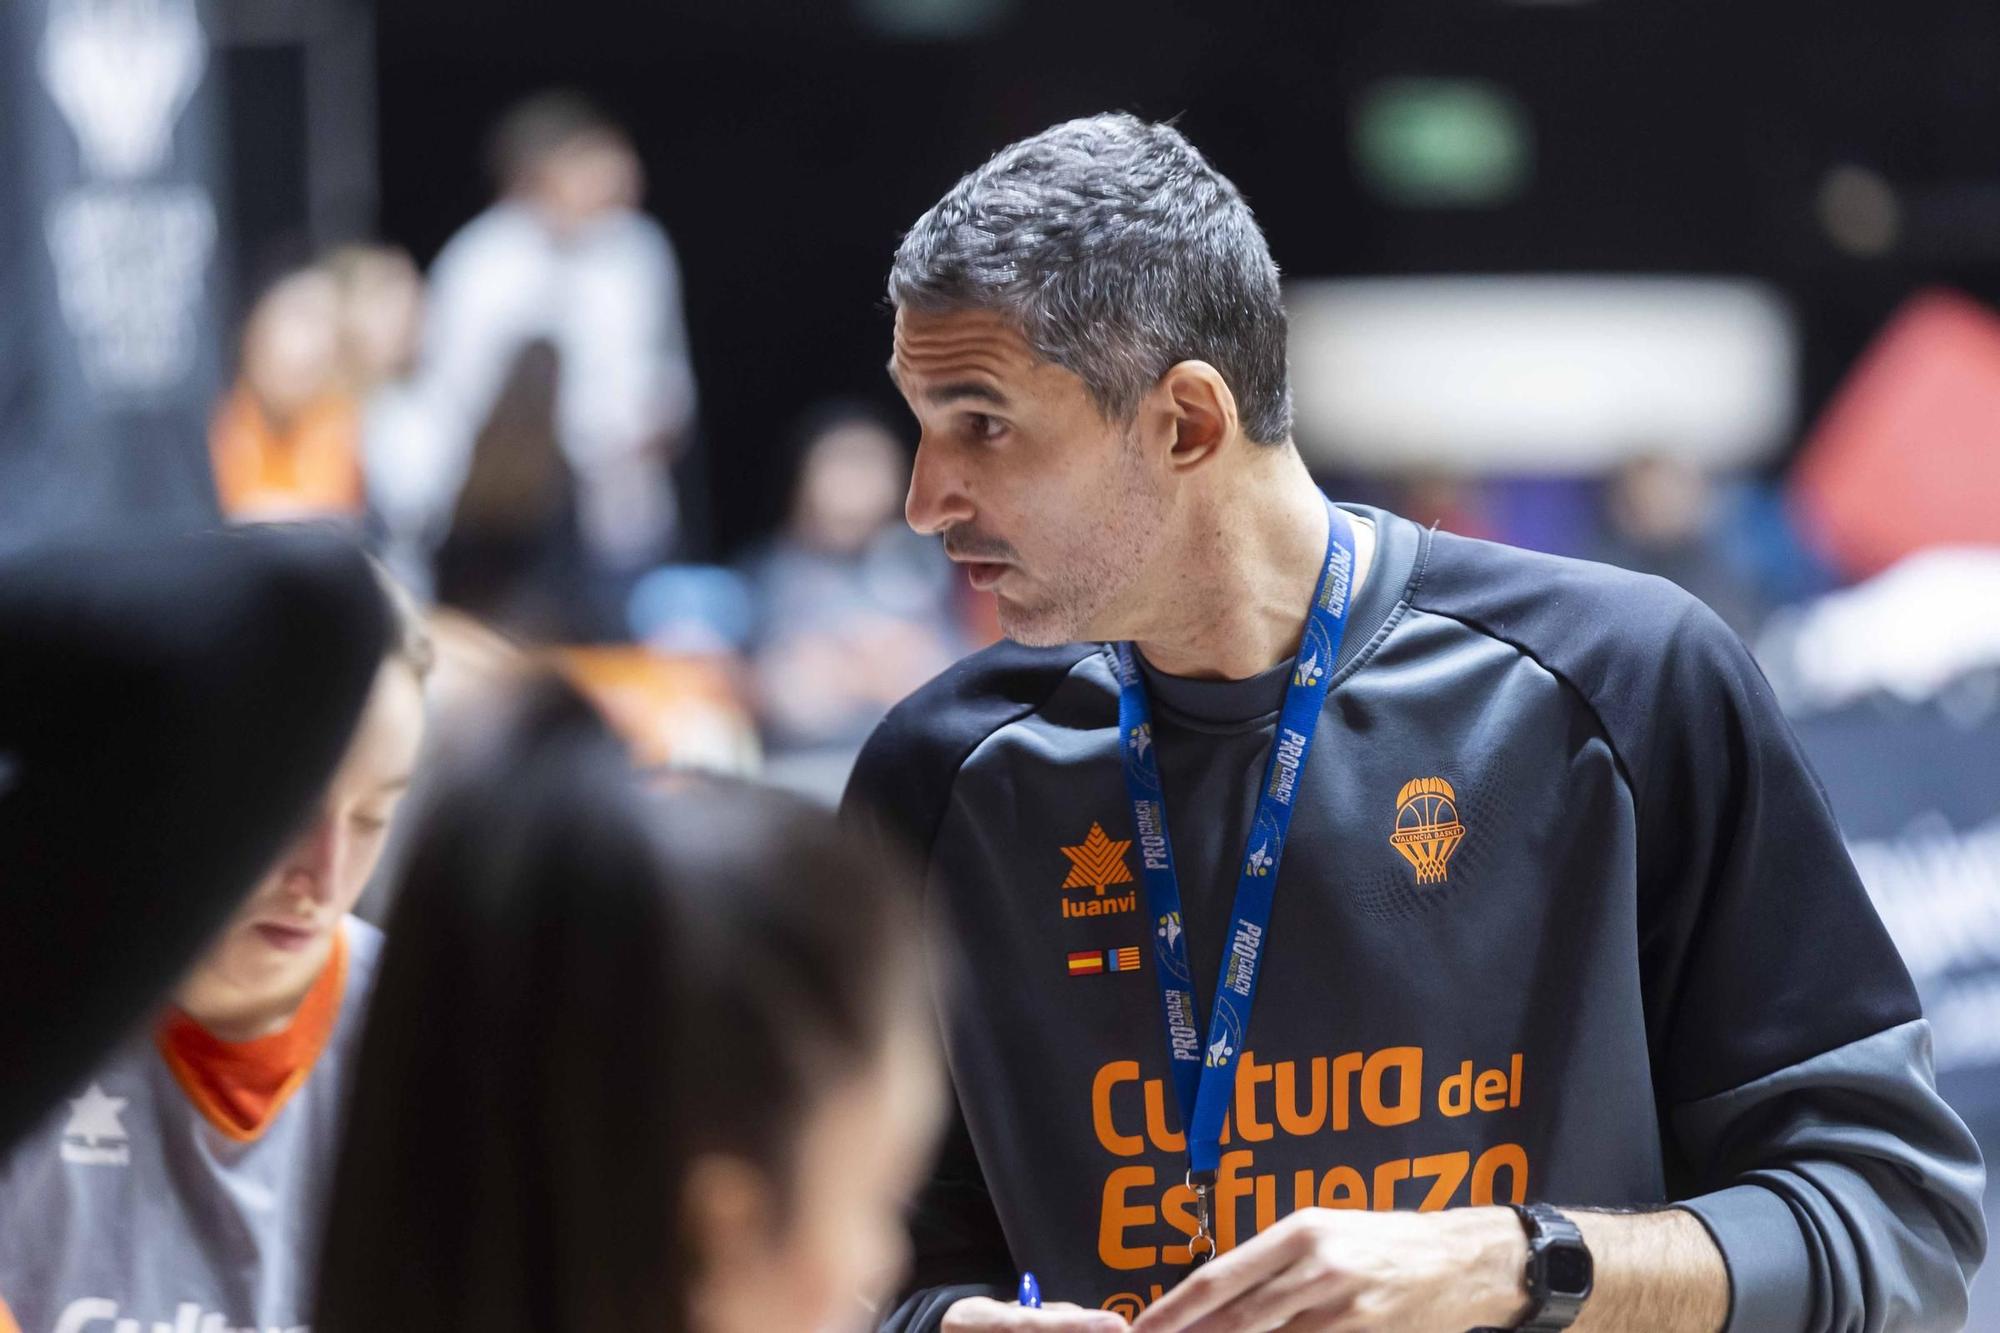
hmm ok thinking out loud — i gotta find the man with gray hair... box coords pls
[844,113,1983,1332]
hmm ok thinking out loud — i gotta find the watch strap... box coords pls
[1511,1202,1591,1331]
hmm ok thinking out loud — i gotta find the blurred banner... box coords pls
[1759,549,2000,1329]
[1287,276,1797,475]
[1760,551,2000,1108]
[0,0,224,552]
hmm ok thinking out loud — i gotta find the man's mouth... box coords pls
[961,560,1008,591]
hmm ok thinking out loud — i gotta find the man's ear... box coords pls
[682,1153,777,1312]
[1157,361,1239,475]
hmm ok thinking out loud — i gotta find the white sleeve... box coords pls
[363,213,541,559]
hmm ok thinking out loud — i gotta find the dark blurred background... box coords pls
[9,0,1999,556]
[366,0,1998,553]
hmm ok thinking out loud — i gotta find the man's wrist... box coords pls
[1441,1205,1533,1329]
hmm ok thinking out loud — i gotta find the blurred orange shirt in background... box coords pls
[553,643,760,774]
[209,384,365,521]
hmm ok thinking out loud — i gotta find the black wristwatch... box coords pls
[1502,1201,1593,1330]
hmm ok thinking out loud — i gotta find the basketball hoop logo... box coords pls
[1390,776,1465,885]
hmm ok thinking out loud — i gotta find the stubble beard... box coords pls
[996,588,1096,647]
[996,432,1166,647]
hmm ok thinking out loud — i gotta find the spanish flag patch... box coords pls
[1068,947,1143,976]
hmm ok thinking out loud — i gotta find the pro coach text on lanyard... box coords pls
[1111,497,1357,1264]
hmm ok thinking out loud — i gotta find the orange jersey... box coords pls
[209,383,365,521]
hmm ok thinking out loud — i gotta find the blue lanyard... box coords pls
[1112,500,1357,1256]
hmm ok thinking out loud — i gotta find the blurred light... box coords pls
[1287,276,1797,473]
[852,0,1012,40]
[1818,164,1901,256]
[1352,78,1531,208]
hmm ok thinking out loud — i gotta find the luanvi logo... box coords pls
[60,1083,130,1167]
[1060,822,1137,918]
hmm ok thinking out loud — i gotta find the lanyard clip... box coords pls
[1185,1168,1218,1264]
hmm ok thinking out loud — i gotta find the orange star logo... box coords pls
[1061,822,1136,897]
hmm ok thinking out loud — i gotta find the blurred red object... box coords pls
[1791,289,2000,579]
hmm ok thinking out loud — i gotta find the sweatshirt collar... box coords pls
[1132,503,1421,728]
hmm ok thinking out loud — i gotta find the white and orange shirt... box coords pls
[0,919,381,1333]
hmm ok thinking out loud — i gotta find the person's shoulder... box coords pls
[863,638,1099,769]
[343,915,385,977]
[337,916,389,1026]
[1418,527,1699,634]
[842,640,1100,859]
[605,208,674,254]
[1413,528,1767,758]
[433,204,508,252]
[565,209,675,277]
[331,917,387,1065]
[1414,527,1741,672]
[428,204,539,279]
[0,1034,155,1170]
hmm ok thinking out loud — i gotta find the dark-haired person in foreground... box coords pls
[0,528,397,1333]
[844,113,1985,1332]
[314,683,943,1333]
[0,563,432,1333]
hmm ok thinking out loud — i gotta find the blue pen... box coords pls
[1018,1271,1041,1309]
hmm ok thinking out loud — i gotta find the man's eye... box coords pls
[351,813,390,835]
[964,413,1005,442]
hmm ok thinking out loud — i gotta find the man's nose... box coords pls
[905,437,975,536]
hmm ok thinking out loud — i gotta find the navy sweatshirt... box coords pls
[843,505,1986,1332]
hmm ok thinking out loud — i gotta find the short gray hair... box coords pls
[889,113,1293,445]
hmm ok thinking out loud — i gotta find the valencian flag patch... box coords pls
[1068,947,1143,977]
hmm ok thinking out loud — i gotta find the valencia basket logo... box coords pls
[1390,776,1465,885]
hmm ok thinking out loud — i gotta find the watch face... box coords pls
[1545,1246,1593,1298]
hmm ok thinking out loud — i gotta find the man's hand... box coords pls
[943,1295,1131,1330]
[1127,1207,1526,1333]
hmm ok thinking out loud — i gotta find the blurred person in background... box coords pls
[314,682,942,1333]
[326,243,425,396]
[744,402,965,795]
[1391,468,1496,542]
[1591,452,1768,636]
[210,262,365,523]
[0,563,431,1333]
[366,90,697,634]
